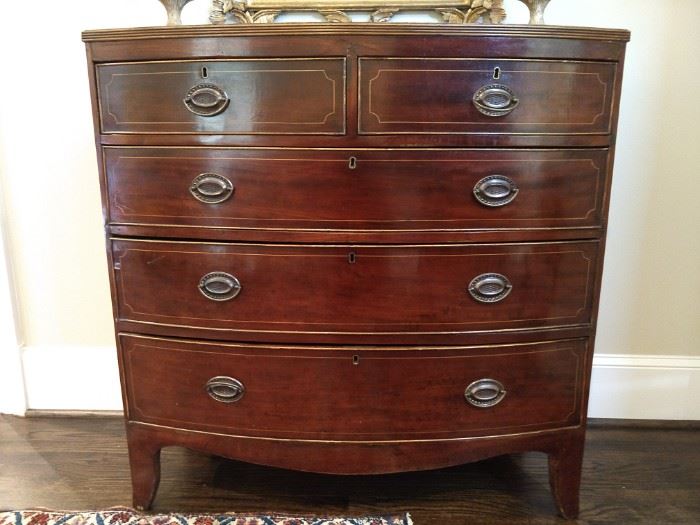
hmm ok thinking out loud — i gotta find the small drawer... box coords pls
[104,148,607,235]
[112,240,597,341]
[359,58,617,135]
[120,335,586,440]
[97,59,346,134]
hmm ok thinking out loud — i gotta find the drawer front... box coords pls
[105,148,607,233]
[113,240,597,337]
[359,58,617,135]
[97,59,346,134]
[121,335,586,440]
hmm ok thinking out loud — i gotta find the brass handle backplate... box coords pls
[190,173,234,204]
[199,272,241,302]
[473,175,519,207]
[473,84,519,117]
[465,379,506,408]
[468,273,513,303]
[184,83,230,116]
[205,376,245,403]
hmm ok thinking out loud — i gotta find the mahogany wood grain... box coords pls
[548,429,586,519]
[116,319,592,347]
[83,24,629,149]
[82,24,630,63]
[120,335,587,441]
[124,421,586,513]
[111,240,597,342]
[82,24,630,518]
[126,422,162,512]
[99,132,615,149]
[359,58,617,136]
[104,148,608,238]
[107,224,604,245]
[97,59,345,135]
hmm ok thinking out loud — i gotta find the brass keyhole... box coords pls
[348,157,358,170]
[352,355,360,365]
[493,67,501,80]
[348,252,357,264]
[201,66,208,79]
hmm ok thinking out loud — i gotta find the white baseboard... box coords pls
[0,342,26,415]
[21,345,123,412]
[16,346,700,420]
[589,354,700,420]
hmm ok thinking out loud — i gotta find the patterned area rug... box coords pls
[0,509,412,525]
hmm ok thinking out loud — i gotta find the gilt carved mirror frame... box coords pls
[158,0,552,26]
[208,0,507,25]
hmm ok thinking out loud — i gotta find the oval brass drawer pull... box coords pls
[184,83,230,117]
[190,173,234,204]
[473,84,519,117]
[464,379,507,408]
[468,273,512,303]
[199,272,241,301]
[205,376,245,403]
[473,175,519,207]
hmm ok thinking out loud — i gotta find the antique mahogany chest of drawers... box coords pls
[83,23,629,517]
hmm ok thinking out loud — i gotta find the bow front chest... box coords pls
[83,23,629,518]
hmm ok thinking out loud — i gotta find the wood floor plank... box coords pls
[1,415,698,524]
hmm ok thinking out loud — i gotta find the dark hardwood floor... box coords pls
[1,415,698,524]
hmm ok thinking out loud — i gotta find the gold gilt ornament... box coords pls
[209,0,507,25]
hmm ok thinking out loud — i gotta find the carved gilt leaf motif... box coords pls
[436,8,467,24]
[209,1,508,25]
[466,7,488,23]
[252,9,282,23]
[319,10,353,23]
[489,7,507,23]
[370,8,399,23]
[473,0,507,23]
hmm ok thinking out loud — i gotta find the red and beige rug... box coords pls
[0,509,412,525]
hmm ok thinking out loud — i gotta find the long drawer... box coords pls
[112,240,597,340]
[359,58,617,135]
[96,59,346,135]
[104,148,607,235]
[120,335,586,440]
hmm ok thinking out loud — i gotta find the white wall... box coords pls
[0,0,698,417]
[0,155,25,415]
